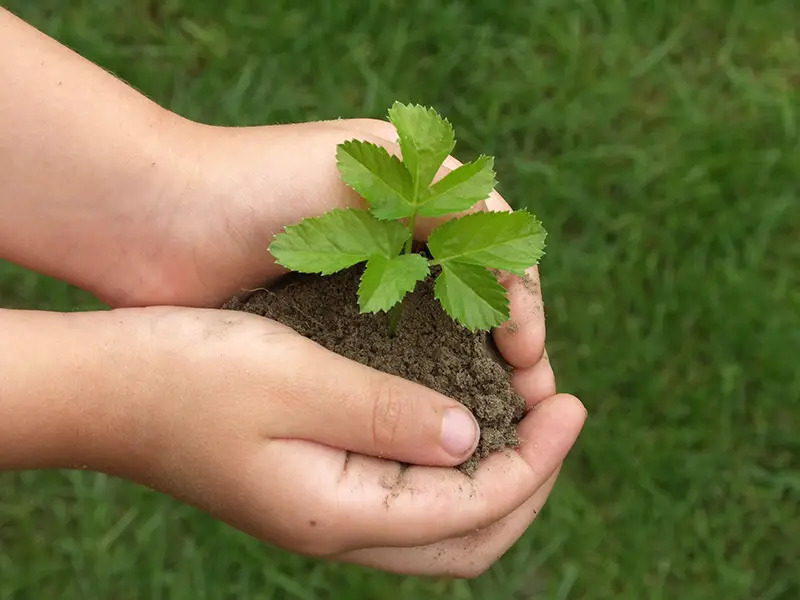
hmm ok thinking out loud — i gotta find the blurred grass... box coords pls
[1,0,799,598]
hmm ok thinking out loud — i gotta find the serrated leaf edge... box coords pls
[428,209,547,275]
[335,140,415,220]
[418,155,498,216]
[357,253,430,314]
[387,102,455,193]
[433,263,509,332]
[268,208,405,275]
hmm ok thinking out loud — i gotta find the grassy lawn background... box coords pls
[1,1,798,598]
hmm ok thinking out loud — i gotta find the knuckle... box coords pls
[286,507,349,558]
[370,378,406,453]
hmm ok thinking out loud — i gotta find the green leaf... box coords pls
[336,140,415,219]
[387,102,455,193]
[434,262,508,331]
[358,253,430,313]
[427,210,546,276]
[269,209,407,275]
[418,155,496,217]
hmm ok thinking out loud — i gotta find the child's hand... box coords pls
[96,307,584,577]
[0,11,584,577]
[97,117,583,575]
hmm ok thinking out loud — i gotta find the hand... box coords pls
[98,118,585,576]
[0,14,582,576]
[95,306,585,578]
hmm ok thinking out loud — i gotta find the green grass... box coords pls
[2,0,799,598]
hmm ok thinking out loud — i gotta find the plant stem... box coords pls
[403,211,417,254]
[392,192,419,335]
[387,302,403,337]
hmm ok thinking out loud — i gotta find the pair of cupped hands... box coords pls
[69,116,586,578]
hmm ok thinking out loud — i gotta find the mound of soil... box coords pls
[222,264,524,473]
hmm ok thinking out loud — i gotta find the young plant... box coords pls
[269,102,546,333]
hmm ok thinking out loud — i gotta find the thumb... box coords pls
[275,338,480,467]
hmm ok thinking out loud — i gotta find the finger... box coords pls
[270,334,479,467]
[492,265,546,369]
[335,468,560,577]
[479,192,548,370]
[511,351,556,408]
[265,393,585,552]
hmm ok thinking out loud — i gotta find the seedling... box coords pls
[269,102,546,334]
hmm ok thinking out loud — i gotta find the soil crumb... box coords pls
[223,264,525,474]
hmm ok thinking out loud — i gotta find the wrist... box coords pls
[0,309,135,473]
[0,10,206,307]
[88,109,207,307]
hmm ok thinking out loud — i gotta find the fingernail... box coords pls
[441,408,479,458]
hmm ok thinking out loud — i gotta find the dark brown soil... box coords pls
[222,264,525,474]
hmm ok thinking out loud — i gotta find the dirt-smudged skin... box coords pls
[223,264,525,474]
